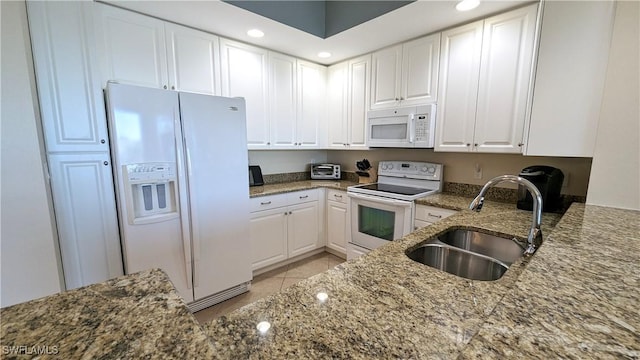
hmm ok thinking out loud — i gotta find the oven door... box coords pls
[348,192,413,251]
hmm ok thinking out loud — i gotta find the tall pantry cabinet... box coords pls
[26,1,123,289]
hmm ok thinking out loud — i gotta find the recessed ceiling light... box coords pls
[247,29,264,38]
[317,52,332,58]
[456,0,480,11]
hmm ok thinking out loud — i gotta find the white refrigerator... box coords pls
[105,83,251,310]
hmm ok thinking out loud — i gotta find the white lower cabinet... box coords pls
[414,205,457,230]
[249,208,288,271]
[326,189,349,256]
[249,190,322,271]
[47,153,123,289]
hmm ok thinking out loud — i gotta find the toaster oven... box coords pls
[311,164,341,179]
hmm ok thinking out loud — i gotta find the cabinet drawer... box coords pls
[415,205,457,223]
[249,193,289,212]
[288,189,318,204]
[326,189,347,204]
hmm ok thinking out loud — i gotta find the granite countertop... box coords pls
[204,199,639,358]
[2,180,637,358]
[0,269,215,359]
[249,180,357,198]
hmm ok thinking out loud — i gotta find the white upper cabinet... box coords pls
[269,52,298,148]
[327,55,370,149]
[96,4,168,89]
[96,4,221,94]
[219,39,270,147]
[524,1,615,157]
[370,34,440,110]
[475,5,537,153]
[327,62,349,148]
[436,4,537,153]
[247,53,326,150]
[27,1,108,152]
[436,20,483,152]
[165,23,221,95]
[347,55,371,149]
[297,60,327,148]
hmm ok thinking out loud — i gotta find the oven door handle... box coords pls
[347,192,413,207]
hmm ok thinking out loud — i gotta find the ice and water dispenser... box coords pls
[124,162,178,224]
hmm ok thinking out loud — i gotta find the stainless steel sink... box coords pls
[437,229,525,265]
[407,243,509,281]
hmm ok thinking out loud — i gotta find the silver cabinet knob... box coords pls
[100,139,106,144]
[103,161,109,166]
[163,85,167,89]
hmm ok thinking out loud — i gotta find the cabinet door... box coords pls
[48,153,123,290]
[326,200,348,255]
[269,52,297,148]
[370,45,402,110]
[401,34,440,106]
[327,62,348,148]
[220,39,269,148]
[250,208,288,271]
[435,21,483,152]
[95,3,168,88]
[27,1,109,153]
[347,55,371,149]
[474,4,537,153]
[287,202,320,257]
[525,1,615,157]
[165,23,221,95]
[297,60,327,148]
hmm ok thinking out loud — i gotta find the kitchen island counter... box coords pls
[204,202,639,358]
[0,269,215,359]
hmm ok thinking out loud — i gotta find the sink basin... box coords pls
[438,229,525,265]
[407,244,509,281]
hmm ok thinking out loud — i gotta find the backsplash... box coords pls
[260,173,585,208]
[262,171,358,184]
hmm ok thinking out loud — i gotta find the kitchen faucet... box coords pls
[469,175,543,256]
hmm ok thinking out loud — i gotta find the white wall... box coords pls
[1,0,64,307]
[587,1,640,210]
[328,149,592,196]
[249,150,327,174]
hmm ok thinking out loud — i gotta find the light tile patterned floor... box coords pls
[193,252,345,324]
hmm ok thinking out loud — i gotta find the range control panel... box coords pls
[378,161,442,180]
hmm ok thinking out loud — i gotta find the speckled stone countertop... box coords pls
[0,269,215,359]
[249,180,356,198]
[204,200,640,358]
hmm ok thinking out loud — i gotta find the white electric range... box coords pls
[346,161,443,259]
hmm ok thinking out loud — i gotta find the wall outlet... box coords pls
[474,164,483,179]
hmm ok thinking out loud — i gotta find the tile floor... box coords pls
[193,252,345,325]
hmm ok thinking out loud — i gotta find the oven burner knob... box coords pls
[388,164,394,169]
[428,167,435,174]
[381,164,388,170]
[421,166,428,172]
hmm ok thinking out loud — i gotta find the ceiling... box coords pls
[101,0,534,65]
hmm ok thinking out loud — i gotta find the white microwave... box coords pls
[367,104,436,148]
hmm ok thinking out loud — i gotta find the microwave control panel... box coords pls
[415,114,428,142]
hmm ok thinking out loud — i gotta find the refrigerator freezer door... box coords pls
[178,92,252,301]
[106,83,194,302]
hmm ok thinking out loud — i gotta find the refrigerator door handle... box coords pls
[176,116,194,291]
[185,146,201,288]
